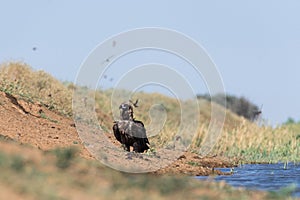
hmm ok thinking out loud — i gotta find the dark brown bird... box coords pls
[112,100,149,153]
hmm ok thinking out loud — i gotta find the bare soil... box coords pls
[0,91,234,175]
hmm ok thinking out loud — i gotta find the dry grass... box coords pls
[1,61,299,163]
[94,88,300,163]
[0,62,73,116]
[211,119,300,163]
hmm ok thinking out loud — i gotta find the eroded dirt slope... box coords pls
[0,91,91,158]
[0,91,235,175]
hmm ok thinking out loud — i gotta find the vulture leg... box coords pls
[133,141,140,153]
[125,144,130,151]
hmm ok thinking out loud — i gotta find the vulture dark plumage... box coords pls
[112,100,150,153]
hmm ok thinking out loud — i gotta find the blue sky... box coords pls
[1,0,300,125]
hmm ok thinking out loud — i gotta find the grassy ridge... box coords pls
[94,88,300,163]
[0,62,73,116]
[1,62,299,163]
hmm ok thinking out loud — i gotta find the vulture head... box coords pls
[119,100,139,121]
[119,103,133,120]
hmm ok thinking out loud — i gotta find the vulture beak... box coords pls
[119,104,127,110]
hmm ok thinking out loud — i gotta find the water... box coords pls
[196,163,300,197]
